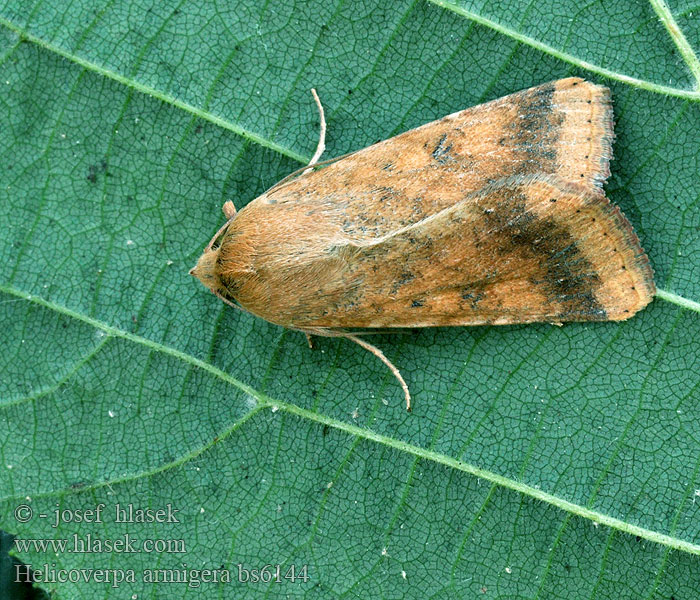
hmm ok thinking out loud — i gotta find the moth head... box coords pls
[190,247,224,295]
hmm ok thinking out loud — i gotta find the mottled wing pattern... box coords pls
[213,78,653,329]
[262,77,614,240]
[292,176,654,327]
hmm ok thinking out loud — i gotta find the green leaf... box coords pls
[1,0,699,598]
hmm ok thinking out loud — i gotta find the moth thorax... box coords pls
[190,247,223,295]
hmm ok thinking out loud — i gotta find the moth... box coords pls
[192,78,655,410]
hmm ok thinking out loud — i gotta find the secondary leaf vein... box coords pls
[1,285,699,555]
[427,0,700,100]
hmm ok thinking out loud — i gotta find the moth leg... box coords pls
[342,333,411,411]
[222,200,237,220]
[303,88,326,174]
[305,333,315,349]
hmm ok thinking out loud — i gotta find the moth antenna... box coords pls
[203,202,238,254]
[303,88,326,174]
[205,219,234,253]
[342,333,411,411]
[265,150,359,194]
[212,288,251,315]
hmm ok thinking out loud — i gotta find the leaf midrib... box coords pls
[0,17,308,163]
[3,4,700,558]
[2,282,699,558]
[428,0,700,96]
[1,3,700,165]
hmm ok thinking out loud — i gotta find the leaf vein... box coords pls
[426,0,700,100]
[2,284,700,555]
[2,335,110,408]
[649,0,700,88]
[0,17,309,163]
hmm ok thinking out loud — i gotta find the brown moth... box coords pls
[191,78,655,410]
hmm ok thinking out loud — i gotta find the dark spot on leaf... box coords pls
[87,158,108,184]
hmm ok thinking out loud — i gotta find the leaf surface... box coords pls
[1,0,699,597]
